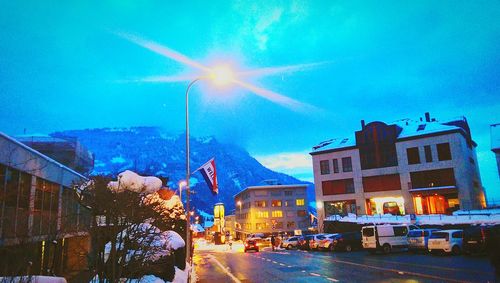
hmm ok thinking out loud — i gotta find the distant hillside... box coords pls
[52,127,315,213]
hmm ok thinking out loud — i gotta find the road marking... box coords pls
[272,261,278,263]
[302,270,306,273]
[279,263,285,266]
[330,258,468,283]
[266,259,271,261]
[398,271,404,275]
[310,273,321,277]
[326,277,339,282]
[206,255,242,283]
[287,265,292,268]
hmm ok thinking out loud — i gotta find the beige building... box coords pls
[234,184,309,238]
[311,113,486,232]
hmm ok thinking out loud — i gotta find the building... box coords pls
[492,123,500,178]
[16,134,94,174]
[224,214,236,239]
[311,113,486,231]
[0,132,91,278]
[234,184,309,238]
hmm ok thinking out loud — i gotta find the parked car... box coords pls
[362,224,409,254]
[463,225,490,255]
[244,239,259,252]
[298,235,314,250]
[318,234,339,250]
[309,234,328,250]
[331,232,362,252]
[428,229,463,255]
[408,229,440,252]
[383,201,401,215]
[281,236,300,249]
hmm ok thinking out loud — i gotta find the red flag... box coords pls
[195,158,218,195]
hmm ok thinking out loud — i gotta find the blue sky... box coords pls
[1,1,499,200]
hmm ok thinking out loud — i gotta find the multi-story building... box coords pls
[234,183,309,239]
[0,132,91,277]
[492,123,500,178]
[311,113,486,231]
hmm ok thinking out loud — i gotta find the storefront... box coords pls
[324,200,357,217]
[365,196,405,215]
[410,186,459,214]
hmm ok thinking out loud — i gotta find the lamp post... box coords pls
[178,180,187,201]
[184,66,234,263]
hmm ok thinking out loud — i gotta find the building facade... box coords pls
[311,113,486,232]
[0,132,91,277]
[234,184,309,238]
[492,123,500,178]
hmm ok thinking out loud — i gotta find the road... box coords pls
[193,245,497,282]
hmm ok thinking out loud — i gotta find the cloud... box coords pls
[254,8,283,50]
[254,150,313,181]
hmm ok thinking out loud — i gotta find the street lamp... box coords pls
[185,66,234,263]
[237,200,242,213]
[178,180,187,200]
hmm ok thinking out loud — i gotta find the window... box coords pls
[270,191,281,196]
[271,200,282,207]
[256,223,268,230]
[363,228,374,237]
[332,159,339,173]
[284,191,293,196]
[297,210,307,217]
[272,210,283,218]
[286,211,295,217]
[254,190,268,196]
[322,178,355,195]
[296,199,305,206]
[424,145,432,162]
[255,200,267,207]
[284,200,293,207]
[5,168,20,207]
[407,147,420,164]
[437,143,452,161]
[275,222,283,229]
[324,200,357,216]
[393,226,408,236]
[320,160,330,175]
[452,231,463,239]
[256,211,269,218]
[342,157,352,172]
[18,173,31,209]
[469,157,475,165]
[286,221,296,229]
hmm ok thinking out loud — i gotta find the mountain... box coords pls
[52,127,315,213]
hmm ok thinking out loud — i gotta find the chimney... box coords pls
[361,120,365,129]
[425,112,431,122]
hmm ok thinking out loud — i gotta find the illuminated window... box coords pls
[286,221,296,229]
[272,210,283,218]
[296,199,305,206]
[271,200,282,207]
[284,200,293,207]
[256,211,269,218]
[255,200,267,207]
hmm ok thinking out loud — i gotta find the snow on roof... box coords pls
[108,170,162,194]
[325,211,500,225]
[311,116,468,154]
[235,184,308,198]
[204,221,214,228]
[15,135,70,143]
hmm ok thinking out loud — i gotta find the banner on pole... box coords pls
[194,158,218,195]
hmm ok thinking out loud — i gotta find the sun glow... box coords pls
[210,65,235,86]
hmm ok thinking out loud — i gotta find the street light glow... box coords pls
[210,65,234,86]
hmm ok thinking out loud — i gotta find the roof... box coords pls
[0,132,87,180]
[311,116,472,155]
[15,135,71,143]
[234,184,307,198]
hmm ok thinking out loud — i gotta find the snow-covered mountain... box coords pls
[52,127,314,213]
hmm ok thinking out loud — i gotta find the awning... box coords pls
[409,185,456,192]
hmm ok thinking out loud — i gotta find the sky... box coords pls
[1,1,499,200]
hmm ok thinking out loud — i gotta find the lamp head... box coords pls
[210,65,234,86]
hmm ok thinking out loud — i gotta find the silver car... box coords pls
[281,236,300,249]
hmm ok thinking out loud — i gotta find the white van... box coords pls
[427,229,463,255]
[362,224,410,254]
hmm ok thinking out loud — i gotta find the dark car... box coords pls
[244,239,259,252]
[463,225,491,255]
[298,235,314,250]
[331,232,362,252]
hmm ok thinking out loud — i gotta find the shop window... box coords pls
[407,147,420,165]
[410,168,455,189]
[332,159,339,173]
[271,200,282,207]
[342,157,352,172]
[424,145,433,162]
[320,160,330,175]
[366,197,405,215]
[296,199,305,206]
[437,143,452,161]
[324,200,357,217]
